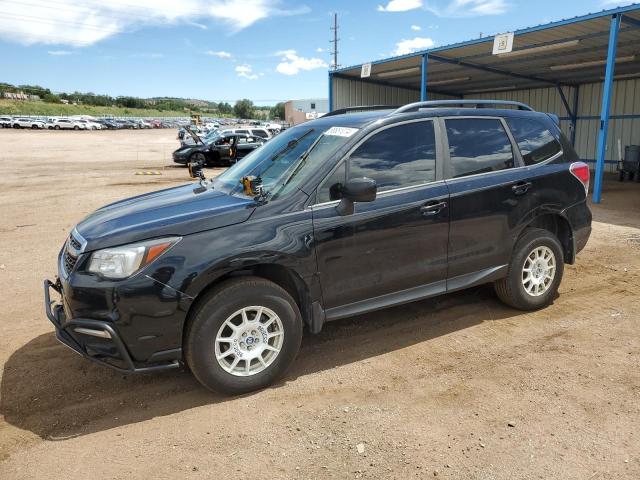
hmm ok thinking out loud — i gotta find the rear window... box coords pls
[506,117,562,166]
[445,118,514,178]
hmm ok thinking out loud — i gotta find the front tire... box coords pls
[185,277,303,395]
[494,228,564,310]
[190,151,207,167]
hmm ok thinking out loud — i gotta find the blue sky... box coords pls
[0,0,633,105]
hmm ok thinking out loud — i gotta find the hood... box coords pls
[76,183,255,251]
[174,142,209,154]
[185,126,203,145]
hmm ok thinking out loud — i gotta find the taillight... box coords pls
[570,162,590,195]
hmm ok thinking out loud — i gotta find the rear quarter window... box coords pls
[506,117,562,166]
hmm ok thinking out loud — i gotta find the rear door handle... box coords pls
[512,181,532,195]
[420,200,447,215]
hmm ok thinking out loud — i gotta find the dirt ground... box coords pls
[0,128,638,479]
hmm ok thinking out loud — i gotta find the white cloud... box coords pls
[275,50,328,75]
[316,47,324,53]
[378,0,423,12]
[204,50,233,58]
[393,37,435,55]
[425,0,509,17]
[235,64,259,80]
[0,0,310,47]
[410,24,421,31]
[47,50,74,56]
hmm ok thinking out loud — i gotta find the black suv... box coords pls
[45,100,591,394]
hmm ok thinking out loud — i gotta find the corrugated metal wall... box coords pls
[468,79,640,172]
[333,76,640,173]
[332,76,456,109]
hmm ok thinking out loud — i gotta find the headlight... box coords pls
[87,237,180,279]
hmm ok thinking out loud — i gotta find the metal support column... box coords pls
[593,14,621,204]
[328,71,334,112]
[570,85,579,146]
[420,54,428,101]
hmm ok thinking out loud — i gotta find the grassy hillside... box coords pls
[0,99,188,118]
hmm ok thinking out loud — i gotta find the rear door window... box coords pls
[445,118,514,178]
[505,117,562,165]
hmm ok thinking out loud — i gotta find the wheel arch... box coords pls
[181,263,314,348]
[518,212,575,264]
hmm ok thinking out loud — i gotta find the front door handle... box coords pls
[420,200,447,216]
[512,181,532,195]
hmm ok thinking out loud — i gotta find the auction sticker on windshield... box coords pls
[324,126,359,137]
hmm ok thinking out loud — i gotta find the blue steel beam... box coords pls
[428,53,563,87]
[332,72,462,98]
[570,85,579,146]
[556,85,574,119]
[593,14,621,204]
[620,14,640,28]
[421,54,428,101]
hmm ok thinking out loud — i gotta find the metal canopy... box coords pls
[333,4,640,97]
[329,3,640,204]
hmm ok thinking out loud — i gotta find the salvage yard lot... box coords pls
[0,129,639,479]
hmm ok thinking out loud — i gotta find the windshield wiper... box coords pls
[279,133,324,189]
[269,128,314,163]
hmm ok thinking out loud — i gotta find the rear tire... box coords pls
[185,277,303,395]
[494,228,564,311]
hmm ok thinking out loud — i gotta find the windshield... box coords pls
[203,130,222,143]
[213,124,358,199]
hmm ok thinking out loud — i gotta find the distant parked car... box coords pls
[73,119,103,130]
[138,120,152,129]
[97,119,120,129]
[0,116,12,128]
[46,118,84,130]
[221,127,271,140]
[12,117,46,129]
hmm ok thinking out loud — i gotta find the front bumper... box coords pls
[44,279,180,374]
[172,152,190,164]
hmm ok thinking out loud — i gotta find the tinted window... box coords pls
[506,117,562,165]
[348,121,437,191]
[446,118,514,178]
[252,130,269,138]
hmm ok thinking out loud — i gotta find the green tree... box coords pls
[233,98,254,119]
[269,102,285,120]
[218,102,233,114]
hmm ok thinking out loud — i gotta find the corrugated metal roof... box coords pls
[334,4,640,95]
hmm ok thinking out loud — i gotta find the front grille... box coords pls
[69,234,82,251]
[63,249,78,275]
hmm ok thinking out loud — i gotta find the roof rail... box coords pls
[323,105,399,117]
[391,100,534,115]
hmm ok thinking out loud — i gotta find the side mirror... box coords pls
[336,177,377,216]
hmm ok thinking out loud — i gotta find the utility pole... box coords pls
[330,13,340,70]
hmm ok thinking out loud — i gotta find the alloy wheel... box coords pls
[214,306,284,377]
[522,246,556,296]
